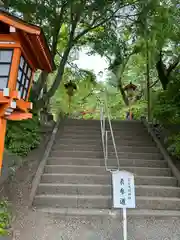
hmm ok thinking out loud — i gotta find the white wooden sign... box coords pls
[112,170,136,209]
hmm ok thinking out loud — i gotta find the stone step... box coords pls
[33,194,111,208]
[44,165,171,176]
[47,157,168,168]
[36,207,180,217]
[136,185,180,198]
[37,184,180,198]
[61,127,148,134]
[41,174,177,186]
[63,119,141,126]
[55,138,156,147]
[52,144,160,153]
[33,195,180,210]
[62,125,147,131]
[63,121,143,126]
[50,150,163,160]
[134,196,180,210]
[37,183,112,196]
[59,132,151,140]
[47,157,105,166]
[41,173,111,185]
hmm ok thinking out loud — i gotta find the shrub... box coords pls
[0,200,11,236]
[5,115,41,156]
[152,74,180,125]
[152,73,180,158]
[167,134,180,158]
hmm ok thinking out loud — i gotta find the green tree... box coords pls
[10,0,138,110]
[135,0,180,90]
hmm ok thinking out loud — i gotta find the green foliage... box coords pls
[167,134,180,158]
[10,0,139,108]
[5,115,41,157]
[153,72,180,125]
[152,71,180,158]
[0,200,11,236]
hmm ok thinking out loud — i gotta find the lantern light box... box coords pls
[0,10,55,173]
[124,82,137,97]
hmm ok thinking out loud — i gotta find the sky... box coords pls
[74,48,109,82]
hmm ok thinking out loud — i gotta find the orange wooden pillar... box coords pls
[0,118,6,171]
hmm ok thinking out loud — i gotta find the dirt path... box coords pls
[2,128,180,240]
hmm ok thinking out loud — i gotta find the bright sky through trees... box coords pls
[74,48,108,82]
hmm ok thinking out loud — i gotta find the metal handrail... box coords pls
[100,90,120,171]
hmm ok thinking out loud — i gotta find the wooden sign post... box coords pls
[112,170,136,240]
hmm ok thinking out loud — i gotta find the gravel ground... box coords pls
[13,210,180,240]
[2,126,180,240]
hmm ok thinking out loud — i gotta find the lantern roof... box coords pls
[0,10,55,72]
[124,82,137,91]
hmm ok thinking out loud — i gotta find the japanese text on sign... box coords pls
[112,170,136,208]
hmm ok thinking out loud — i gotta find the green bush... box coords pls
[0,200,11,236]
[5,115,41,156]
[153,90,179,124]
[152,74,180,125]
[167,134,180,158]
[152,72,180,158]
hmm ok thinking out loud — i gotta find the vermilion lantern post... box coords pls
[124,82,137,120]
[0,10,55,173]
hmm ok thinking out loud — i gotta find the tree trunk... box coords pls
[31,8,66,103]
[118,80,129,106]
[31,71,49,102]
[156,52,180,90]
[34,45,72,110]
[156,59,169,90]
[114,57,131,106]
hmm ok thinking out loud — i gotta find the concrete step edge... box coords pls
[51,150,161,155]
[63,119,140,122]
[39,183,111,187]
[35,194,180,201]
[45,165,170,171]
[38,183,179,190]
[35,194,110,199]
[42,173,175,179]
[62,129,146,132]
[35,207,180,217]
[56,138,153,141]
[137,196,180,201]
[60,132,147,135]
[47,157,165,162]
[42,173,108,177]
[57,134,151,137]
[55,144,157,148]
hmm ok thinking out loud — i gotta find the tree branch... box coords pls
[31,2,69,102]
[150,79,159,88]
[57,52,88,80]
[167,55,180,77]
[73,8,120,43]
[35,11,80,109]
[51,2,67,57]
[79,89,94,103]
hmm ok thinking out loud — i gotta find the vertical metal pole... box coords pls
[123,208,127,240]
[105,130,108,162]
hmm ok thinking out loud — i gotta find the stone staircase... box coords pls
[33,119,180,215]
